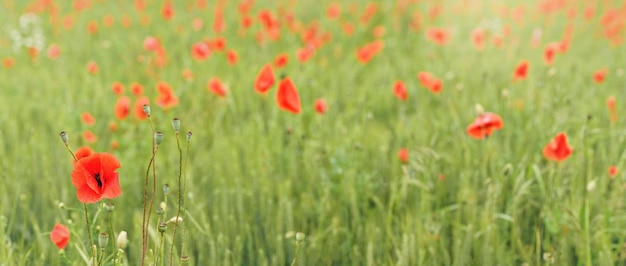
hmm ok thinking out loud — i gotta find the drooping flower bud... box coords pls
[59,131,69,145]
[155,132,164,146]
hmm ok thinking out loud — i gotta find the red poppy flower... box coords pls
[103,14,114,27]
[466,112,504,139]
[87,61,99,74]
[226,49,238,65]
[543,132,573,162]
[114,96,131,120]
[109,122,118,132]
[155,82,179,110]
[207,77,227,97]
[50,224,70,250]
[471,28,485,50]
[398,148,409,163]
[326,3,341,19]
[254,64,275,94]
[297,47,315,63]
[130,83,143,96]
[110,140,119,150]
[426,27,450,45]
[192,17,203,31]
[513,60,530,81]
[213,11,225,33]
[81,112,96,126]
[593,68,608,84]
[393,80,408,101]
[314,98,327,114]
[276,78,301,114]
[111,82,124,96]
[74,146,94,165]
[207,37,227,52]
[82,130,98,143]
[607,96,617,123]
[2,57,14,68]
[274,53,289,68]
[161,2,174,21]
[134,96,150,120]
[373,25,385,38]
[543,42,562,65]
[241,15,253,29]
[191,42,211,61]
[87,20,98,35]
[342,22,354,36]
[609,165,619,178]
[47,44,61,59]
[417,71,442,94]
[355,40,384,64]
[71,153,121,203]
[143,36,160,51]
[182,69,194,81]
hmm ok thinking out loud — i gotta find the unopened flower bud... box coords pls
[167,216,183,224]
[116,231,128,249]
[172,118,180,133]
[59,131,68,145]
[158,222,167,233]
[474,104,484,115]
[295,232,305,242]
[156,207,164,215]
[155,132,164,146]
[163,184,170,194]
[142,104,151,117]
[186,131,192,141]
[98,233,109,248]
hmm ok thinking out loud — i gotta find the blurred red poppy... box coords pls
[543,132,573,162]
[356,40,384,64]
[81,112,96,125]
[47,44,61,59]
[609,165,619,178]
[513,60,530,81]
[426,27,450,45]
[393,81,408,101]
[114,96,131,120]
[207,77,227,97]
[398,148,408,163]
[134,97,150,120]
[130,83,143,96]
[87,61,98,74]
[155,82,179,110]
[417,71,442,94]
[326,3,341,19]
[276,78,301,114]
[466,112,504,139]
[87,20,98,34]
[161,1,174,21]
[607,96,617,123]
[50,224,70,250]
[143,36,160,51]
[191,42,211,61]
[274,53,289,68]
[314,98,327,114]
[471,28,485,50]
[254,64,275,94]
[82,130,97,144]
[2,57,14,68]
[71,153,121,203]
[593,68,608,84]
[207,37,227,52]
[226,49,239,65]
[111,82,124,96]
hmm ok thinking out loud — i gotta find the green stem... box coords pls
[170,132,183,266]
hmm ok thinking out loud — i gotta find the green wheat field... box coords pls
[1,0,626,265]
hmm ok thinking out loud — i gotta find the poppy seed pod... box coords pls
[59,131,69,145]
[186,131,192,141]
[154,132,164,146]
[172,118,181,133]
[98,233,109,248]
[142,104,151,117]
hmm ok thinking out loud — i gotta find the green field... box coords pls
[1,0,626,265]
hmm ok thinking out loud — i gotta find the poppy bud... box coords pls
[155,132,164,146]
[117,231,128,249]
[295,232,305,242]
[59,131,69,145]
[58,202,65,209]
[142,104,151,117]
[158,222,167,233]
[98,233,109,248]
[172,118,180,133]
[186,131,192,141]
[474,104,484,115]
[163,184,170,194]
[167,216,183,224]
[156,207,164,215]
[104,202,115,212]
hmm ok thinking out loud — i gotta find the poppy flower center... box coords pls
[94,172,102,188]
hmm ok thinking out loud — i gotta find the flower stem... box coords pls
[170,132,183,266]
[142,117,157,266]
[83,203,96,262]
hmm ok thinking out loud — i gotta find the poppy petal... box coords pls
[276,78,301,114]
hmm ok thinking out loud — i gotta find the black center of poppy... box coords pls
[94,173,102,188]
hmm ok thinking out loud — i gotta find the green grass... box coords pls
[1,0,626,265]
